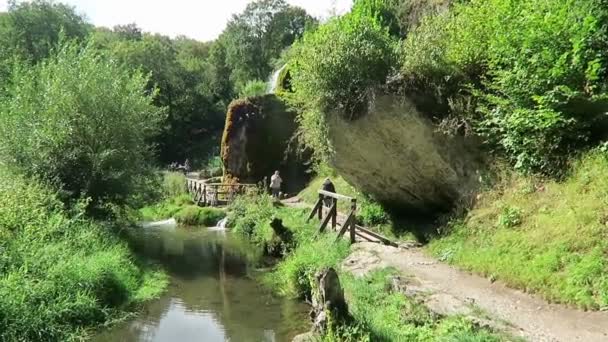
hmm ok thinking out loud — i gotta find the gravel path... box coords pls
[343,242,608,342]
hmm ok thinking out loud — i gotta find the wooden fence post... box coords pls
[350,198,357,243]
[318,193,324,220]
[331,198,337,230]
[203,184,207,206]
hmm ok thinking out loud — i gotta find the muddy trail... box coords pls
[283,197,608,342]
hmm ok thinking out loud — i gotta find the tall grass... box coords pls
[430,151,608,309]
[0,166,166,341]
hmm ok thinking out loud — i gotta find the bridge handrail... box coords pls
[318,190,354,201]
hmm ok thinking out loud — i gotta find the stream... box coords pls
[93,223,309,342]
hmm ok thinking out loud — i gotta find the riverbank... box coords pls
[226,195,508,341]
[139,172,226,226]
[0,166,167,341]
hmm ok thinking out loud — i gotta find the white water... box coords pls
[215,217,228,230]
[141,218,177,230]
[267,64,287,94]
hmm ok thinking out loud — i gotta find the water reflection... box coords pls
[93,227,309,342]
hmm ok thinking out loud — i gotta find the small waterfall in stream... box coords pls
[267,64,286,94]
[141,218,177,229]
[215,217,228,230]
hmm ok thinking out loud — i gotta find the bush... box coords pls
[239,79,268,98]
[291,15,395,118]
[288,10,396,160]
[174,206,226,226]
[402,0,608,174]
[162,172,187,198]
[0,166,166,341]
[0,41,164,210]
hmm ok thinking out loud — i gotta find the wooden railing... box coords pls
[307,190,358,243]
[307,188,398,246]
[186,178,257,207]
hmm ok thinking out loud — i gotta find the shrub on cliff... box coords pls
[402,0,608,174]
[0,41,164,211]
[290,10,396,120]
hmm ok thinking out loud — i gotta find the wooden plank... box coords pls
[335,213,354,242]
[307,198,323,222]
[355,225,398,247]
[318,190,353,201]
[318,203,336,233]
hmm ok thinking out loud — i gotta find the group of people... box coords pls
[169,159,191,174]
[269,170,335,201]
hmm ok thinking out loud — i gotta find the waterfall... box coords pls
[267,64,287,94]
[141,218,177,230]
[210,217,229,231]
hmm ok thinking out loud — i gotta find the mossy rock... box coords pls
[221,95,308,192]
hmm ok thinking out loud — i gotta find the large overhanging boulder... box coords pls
[327,94,482,214]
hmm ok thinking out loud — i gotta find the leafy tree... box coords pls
[402,0,608,174]
[0,42,164,210]
[220,0,315,92]
[0,0,90,63]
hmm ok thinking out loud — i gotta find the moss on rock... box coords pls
[221,95,307,193]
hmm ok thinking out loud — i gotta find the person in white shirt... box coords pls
[270,170,282,198]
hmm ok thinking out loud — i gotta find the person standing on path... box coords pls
[322,177,336,208]
[270,170,283,198]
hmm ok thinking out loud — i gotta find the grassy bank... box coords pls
[0,166,167,341]
[429,152,608,310]
[226,195,506,341]
[139,172,226,226]
[299,175,405,239]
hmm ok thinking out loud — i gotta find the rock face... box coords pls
[327,94,482,214]
[221,95,307,192]
[310,268,349,334]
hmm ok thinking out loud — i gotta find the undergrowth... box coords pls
[430,151,608,309]
[0,166,167,341]
[329,269,507,342]
[139,194,225,227]
[227,193,506,341]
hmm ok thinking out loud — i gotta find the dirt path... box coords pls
[343,242,608,342]
[282,197,608,341]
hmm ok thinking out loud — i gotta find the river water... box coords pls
[93,225,309,342]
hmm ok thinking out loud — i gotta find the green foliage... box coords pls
[0,42,164,211]
[0,0,90,64]
[402,0,608,174]
[174,206,226,226]
[497,207,522,229]
[291,13,396,120]
[335,269,504,341]
[139,193,225,226]
[359,197,389,226]
[239,79,268,98]
[92,30,225,164]
[429,151,608,309]
[161,172,187,198]
[0,166,166,341]
[220,0,315,92]
[286,4,396,161]
[228,195,277,246]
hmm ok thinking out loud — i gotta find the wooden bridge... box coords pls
[186,178,257,207]
[307,189,397,246]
